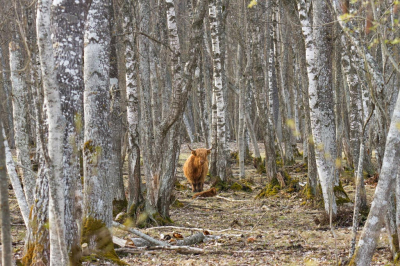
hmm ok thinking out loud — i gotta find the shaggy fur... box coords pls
[183,147,211,192]
[192,187,217,199]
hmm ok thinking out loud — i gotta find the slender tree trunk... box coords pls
[0,46,14,149]
[237,43,245,179]
[37,0,69,263]
[109,0,126,208]
[0,122,12,266]
[209,0,230,181]
[2,126,29,226]
[349,84,400,265]
[9,40,35,207]
[123,0,142,210]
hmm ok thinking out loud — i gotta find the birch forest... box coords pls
[2,0,400,265]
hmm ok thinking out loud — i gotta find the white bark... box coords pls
[124,0,141,208]
[209,0,229,181]
[299,0,338,214]
[37,0,68,263]
[9,41,35,207]
[0,122,12,266]
[83,0,112,226]
[2,126,29,227]
[350,85,400,265]
[51,0,86,256]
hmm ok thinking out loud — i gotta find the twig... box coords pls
[215,196,252,202]
[117,245,204,254]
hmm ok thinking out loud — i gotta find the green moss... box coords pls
[83,140,94,153]
[211,176,230,191]
[74,113,83,134]
[334,181,351,205]
[175,180,188,191]
[230,182,242,191]
[230,151,239,164]
[255,178,281,199]
[230,182,253,192]
[171,199,184,208]
[81,217,126,265]
[254,157,266,174]
[113,199,128,217]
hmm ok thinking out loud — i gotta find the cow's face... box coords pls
[192,148,210,166]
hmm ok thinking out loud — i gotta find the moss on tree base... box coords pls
[255,171,300,199]
[113,199,128,217]
[81,217,126,265]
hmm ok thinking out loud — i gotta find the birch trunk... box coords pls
[109,1,126,207]
[83,0,118,260]
[9,41,35,207]
[51,0,86,260]
[0,46,14,149]
[37,0,68,263]
[209,0,230,181]
[237,43,245,179]
[0,121,12,266]
[123,0,142,210]
[2,126,29,226]
[349,81,400,265]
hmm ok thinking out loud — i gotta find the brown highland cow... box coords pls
[183,145,212,192]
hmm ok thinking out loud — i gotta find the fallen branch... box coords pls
[215,196,251,202]
[112,221,167,247]
[116,245,204,254]
[131,232,205,247]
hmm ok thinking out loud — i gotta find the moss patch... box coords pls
[253,157,266,174]
[175,180,188,191]
[255,177,281,199]
[113,199,128,217]
[211,176,230,191]
[81,217,126,265]
[230,182,252,192]
[171,199,184,208]
[334,181,351,205]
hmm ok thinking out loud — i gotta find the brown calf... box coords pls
[183,145,211,192]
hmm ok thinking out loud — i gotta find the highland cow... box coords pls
[183,145,212,192]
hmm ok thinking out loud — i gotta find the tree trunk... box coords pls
[9,40,35,207]
[0,121,12,266]
[109,0,126,208]
[349,83,400,265]
[51,0,87,261]
[123,0,142,211]
[83,0,118,261]
[37,0,69,263]
[209,0,230,181]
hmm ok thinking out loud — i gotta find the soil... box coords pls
[7,142,392,265]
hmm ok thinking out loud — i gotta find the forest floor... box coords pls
[7,142,392,265]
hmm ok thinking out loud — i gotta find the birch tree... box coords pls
[82,0,119,261]
[209,0,230,181]
[123,0,142,210]
[297,0,339,214]
[0,121,12,266]
[37,0,68,263]
[51,0,87,261]
[9,40,35,207]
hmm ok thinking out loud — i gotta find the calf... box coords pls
[183,145,211,192]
